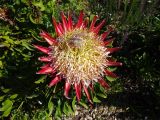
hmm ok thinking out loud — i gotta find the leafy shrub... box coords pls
[0,0,160,119]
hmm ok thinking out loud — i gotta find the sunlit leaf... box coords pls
[72,96,76,111]
[26,94,38,99]
[2,88,10,93]
[93,96,101,103]
[0,99,13,117]
[79,101,88,109]
[0,61,3,69]
[97,93,107,98]
[2,106,12,117]
[35,75,47,84]
[22,41,34,51]
[0,95,5,102]
[107,67,117,72]
[48,97,54,116]
[55,99,62,118]
[32,0,45,11]
[10,94,18,100]
[63,102,73,116]
[106,76,117,82]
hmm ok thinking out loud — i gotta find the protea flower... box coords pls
[34,11,122,103]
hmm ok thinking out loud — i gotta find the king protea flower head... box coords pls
[34,11,122,103]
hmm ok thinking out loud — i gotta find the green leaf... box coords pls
[106,76,117,82]
[79,101,88,109]
[21,0,27,3]
[63,102,73,116]
[0,99,13,111]
[32,0,45,11]
[1,42,10,48]
[26,94,38,99]
[1,36,14,44]
[35,75,47,84]
[2,88,10,93]
[93,96,101,103]
[0,99,13,117]
[72,96,76,111]
[0,61,3,69]
[22,41,34,51]
[63,102,68,116]
[2,105,12,117]
[55,99,62,118]
[10,94,18,100]
[90,14,96,21]
[29,14,39,24]
[48,97,54,116]
[0,95,5,102]
[23,113,29,120]
[97,93,107,98]
[107,67,117,72]
[33,110,50,120]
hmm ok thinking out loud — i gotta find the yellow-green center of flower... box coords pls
[52,29,107,85]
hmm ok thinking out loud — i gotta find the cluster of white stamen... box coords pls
[51,29,108,86]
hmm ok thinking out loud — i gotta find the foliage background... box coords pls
[0,0,160,119]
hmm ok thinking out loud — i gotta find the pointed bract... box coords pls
[103,38,114,46]
[98,79,110,89]
[40,64,50,69]
[36,66,54,74]
[58,23,64,34]
[61,12,68,32]
[92,19,106,34]
[105,70,117,78]
[68,12,73,30]
[64,82,71,99]
[49,76,61,87]
[38,56,52,62]
[89,83,94,92]
[52,17,63,36]
[101,31,110,41]
[83,19,88,28]
[83,84,93,104]
[90,15,98,30]
[100,26,113,41]
[40,31,58,46]
[106,61,122,66]
[74,83,81,102]
[107,47,122,54]
[33,44,51,54]
[76,11,84,28]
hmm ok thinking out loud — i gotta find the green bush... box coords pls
[0,0,160,119]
